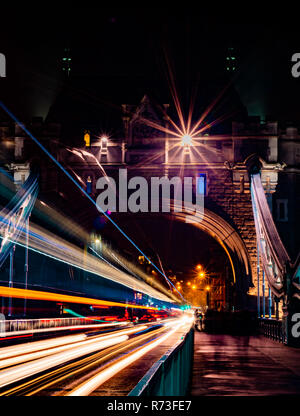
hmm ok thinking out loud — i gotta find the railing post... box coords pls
[268,286,272,318]
[262,270,265,318]
[275,298,279,320]
[257,241,260,318]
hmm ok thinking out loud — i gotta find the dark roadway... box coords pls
[191,332,300,395]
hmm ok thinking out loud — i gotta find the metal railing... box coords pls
[259,318,286,344]
[128,327,194,396]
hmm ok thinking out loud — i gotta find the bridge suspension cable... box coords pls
[250,173,290,299]
[0,173,38,268]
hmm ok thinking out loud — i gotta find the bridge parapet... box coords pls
[129,326,194,396]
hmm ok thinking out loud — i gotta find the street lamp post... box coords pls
[205,286,211,309]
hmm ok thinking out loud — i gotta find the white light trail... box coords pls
[67,317,192,396]
[0,219,176,303]
[0,321,127,339]
[0,336,124,388]
[0,325,147,387]
[0,333,87,361]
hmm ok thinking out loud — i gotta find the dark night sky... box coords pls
[1,8,300,127]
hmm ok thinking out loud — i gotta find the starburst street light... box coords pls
[181,134,193,146]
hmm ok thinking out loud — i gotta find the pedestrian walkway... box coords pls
[191,332,300,395]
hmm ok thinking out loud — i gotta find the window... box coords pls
[276,199,288,222]
[197,173,207,196]
[101,137,108,155]
[86,176,92,194]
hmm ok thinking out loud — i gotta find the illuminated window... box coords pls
[197,174,207,196]
[86,176,92,194]
[101,137,108,155]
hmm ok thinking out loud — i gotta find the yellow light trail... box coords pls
[67,316,193,396]
[0,335,128,389]
[0,322,173,396]
[0,286,158,311]
[0,326,147,370]
[0,325,150,390]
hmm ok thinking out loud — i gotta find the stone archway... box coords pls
[167,206,252,309]
[100,203,253,310]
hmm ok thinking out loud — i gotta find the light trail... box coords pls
[67,316,193,396]
[0,335,128,389]
[62,308,110,322]
[0,336,89,369]
[0,226,178,303]
[0,321,128,339]
[0,321,174,396]
[0,325,147,370]
[89,246,181,302]
[0,325,149,389]
[29,194,181,303]
[0,333,87,360]
[0,101,184,301]
[0,286,159,311]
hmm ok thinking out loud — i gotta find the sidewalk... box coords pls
[191,332,300,395]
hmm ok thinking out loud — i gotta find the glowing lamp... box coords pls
[84,133,90,147]
[181,134,192,146]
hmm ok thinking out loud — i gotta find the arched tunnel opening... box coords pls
[95,209,252,314]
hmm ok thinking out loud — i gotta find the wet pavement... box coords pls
[191,332,300,395]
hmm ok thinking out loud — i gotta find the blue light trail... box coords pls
[0,101,184,302]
